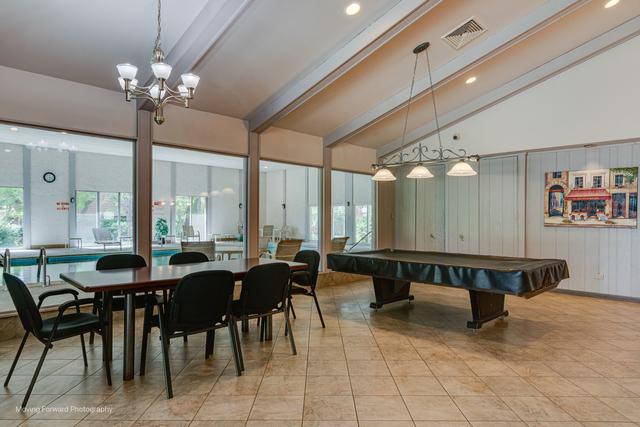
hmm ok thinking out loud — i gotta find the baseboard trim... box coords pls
[552,288,640,303]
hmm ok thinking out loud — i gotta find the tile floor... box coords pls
[1,279,640,426]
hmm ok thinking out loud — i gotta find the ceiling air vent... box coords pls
[441,18,485,50]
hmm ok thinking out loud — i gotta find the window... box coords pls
[552,172,562,179]
[152,145,246,265]
[592,176,602,188]
[574,176,584,188]
[615,174,624,187]
[259,160,321,251]
[75,191,133,242]
[0,187,24,248]
[331,171,374,250]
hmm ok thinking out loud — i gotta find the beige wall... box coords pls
[259,127,323,167]
[0,66,136,139]
[332,143,376,174]
[153,105,249,156]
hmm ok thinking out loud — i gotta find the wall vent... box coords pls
[441,18,485,50]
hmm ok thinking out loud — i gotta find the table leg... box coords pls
[369,277,414,309]
[467,290,509,329]
[265,316,273,341]
[123,292,136,380]
[103,292,113,362]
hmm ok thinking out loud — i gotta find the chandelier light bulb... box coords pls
[151,62,172,80]
[149,84,166,100]
[118,77,138,90]
[178,84,189,97]
[181,73,200,90]
[372,167,397,181]
[447,160,477,176]
[407,164,434,179]
[116,63,138,80]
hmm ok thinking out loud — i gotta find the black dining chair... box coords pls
[139,270,242,398]
[89,254,147,345]
[288,250,324,328]
[169,251,209,265]
[3,273,111,410]
[168,251,209,343]
[233,262,296,356]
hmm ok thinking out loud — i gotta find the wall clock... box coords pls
[43,172,56,183]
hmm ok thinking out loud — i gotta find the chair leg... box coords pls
[80,334,89,367]
[312,291,326,328]
[183,336,188,343]
[232,320,244,371]
[157,315,173,399]
[139,299,153,376]
[100,330,112,386]
[283,308,297,356]
[20,343,51,410]
[205,331,215,359]
[4,332,28,387]
[228,323,242,376]
[289,296,297,319]
[259,317,265,342]
[89,302,98,345]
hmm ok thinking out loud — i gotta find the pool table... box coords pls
[326,249,569,329]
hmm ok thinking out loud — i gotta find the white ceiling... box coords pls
[0,0,209,91]
[190,0,404,117]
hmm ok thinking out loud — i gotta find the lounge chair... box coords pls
[181,224,201,242]
[331,236,349,252]
[92,228,122,250]
[181,240,216,261]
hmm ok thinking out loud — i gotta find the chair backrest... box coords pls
[169,251,209,265]
[167,270,235,333]
[182,224,196,237]
[275,239,304,261]
[238,262,290,315]
[92,227,113,242]
[262,225,274,238]
[331,237,349,252]
[3,273,42,336]
[293,250,320,287]
[181,241,216,261]
[96,254,147,271]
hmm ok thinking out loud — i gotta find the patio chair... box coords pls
[181,240,216,260]
[181,224,201,242]
[262,225,275,240]
[92,227,122,250]
[331,236,349,252]
[274,239,304,262]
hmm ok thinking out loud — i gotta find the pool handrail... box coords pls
[36,247,51,287]
[1,248,10,287]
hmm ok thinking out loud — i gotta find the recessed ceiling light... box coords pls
[465,76,477,84]
[61,131,67,135]
[9,127,18,132]
[604,0,619,8]
[345,3,360,15]
[3,148,11,153]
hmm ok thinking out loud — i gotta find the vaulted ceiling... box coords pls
[1,0,639,156]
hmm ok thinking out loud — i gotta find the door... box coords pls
[416,165,445,251]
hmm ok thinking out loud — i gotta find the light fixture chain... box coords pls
[155,0,162,52]
[399,52,420,164]
[423,46,443,153]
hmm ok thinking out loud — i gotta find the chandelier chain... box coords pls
[155,0,162,53]
[423,44,443,153]
[399,53,419,164]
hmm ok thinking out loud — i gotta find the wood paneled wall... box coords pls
[393,144,640,298]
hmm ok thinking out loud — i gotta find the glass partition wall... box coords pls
[259,160,321,256]
[151,145,246,265]
[0,123,134,294]
[332,170,374,251]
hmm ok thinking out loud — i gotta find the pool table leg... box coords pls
[369,277,414,309]
[467,290,509,329]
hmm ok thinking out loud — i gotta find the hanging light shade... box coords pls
[406,164,434,179]
[372,167,396,181]
[447,160,477,176]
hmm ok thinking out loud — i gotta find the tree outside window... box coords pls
[0,187,24,248]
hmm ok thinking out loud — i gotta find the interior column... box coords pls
[247,132,260,257]
[135,109,152,263]
[321,147,332,270]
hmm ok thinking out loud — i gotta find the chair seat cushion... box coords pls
[290,285,311,295]
[40,312,101,339]
[291,271,312,286]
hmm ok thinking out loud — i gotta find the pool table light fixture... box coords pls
[372,42,478,181]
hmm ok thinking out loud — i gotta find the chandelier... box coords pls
[372,42,478,181]
[116,0,200,125]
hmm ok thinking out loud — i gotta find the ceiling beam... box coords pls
[323,0,587,147]
[376,16,640,158]
[138,0,253,111]
[246,0,443,133]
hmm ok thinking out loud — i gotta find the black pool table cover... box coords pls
[327,249,569,297]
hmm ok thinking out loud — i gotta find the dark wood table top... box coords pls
[60,258,307,293]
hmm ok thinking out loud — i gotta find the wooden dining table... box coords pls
[59,257,307,380]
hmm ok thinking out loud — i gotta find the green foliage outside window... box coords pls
[0,187,24,248]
